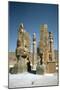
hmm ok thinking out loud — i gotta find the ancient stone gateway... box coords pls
[15,23,30,73]
[14,23,56,74]
[37,24,56,74]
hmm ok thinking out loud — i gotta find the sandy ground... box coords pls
[9,72,58,88]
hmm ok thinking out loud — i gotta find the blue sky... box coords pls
[8,2,58,52]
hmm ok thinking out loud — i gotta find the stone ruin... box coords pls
[15,23,30,73]
[9,23,56,74]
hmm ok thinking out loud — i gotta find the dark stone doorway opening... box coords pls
[27,61,36,74]
[27,61,31,72]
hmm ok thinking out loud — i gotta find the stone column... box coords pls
[49,32,55,61]
[32,33,37,71]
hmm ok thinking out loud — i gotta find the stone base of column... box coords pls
[17,57,27,73]
[36,64,44,75]
[32,64,36,71]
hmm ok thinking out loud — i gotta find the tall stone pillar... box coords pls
[46,32,56,73]
[49,32,55,61]
[32,33,37,71]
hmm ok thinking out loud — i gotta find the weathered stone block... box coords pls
[17,58,27,73]
[36,64,44,74]
[46,61,56,73]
